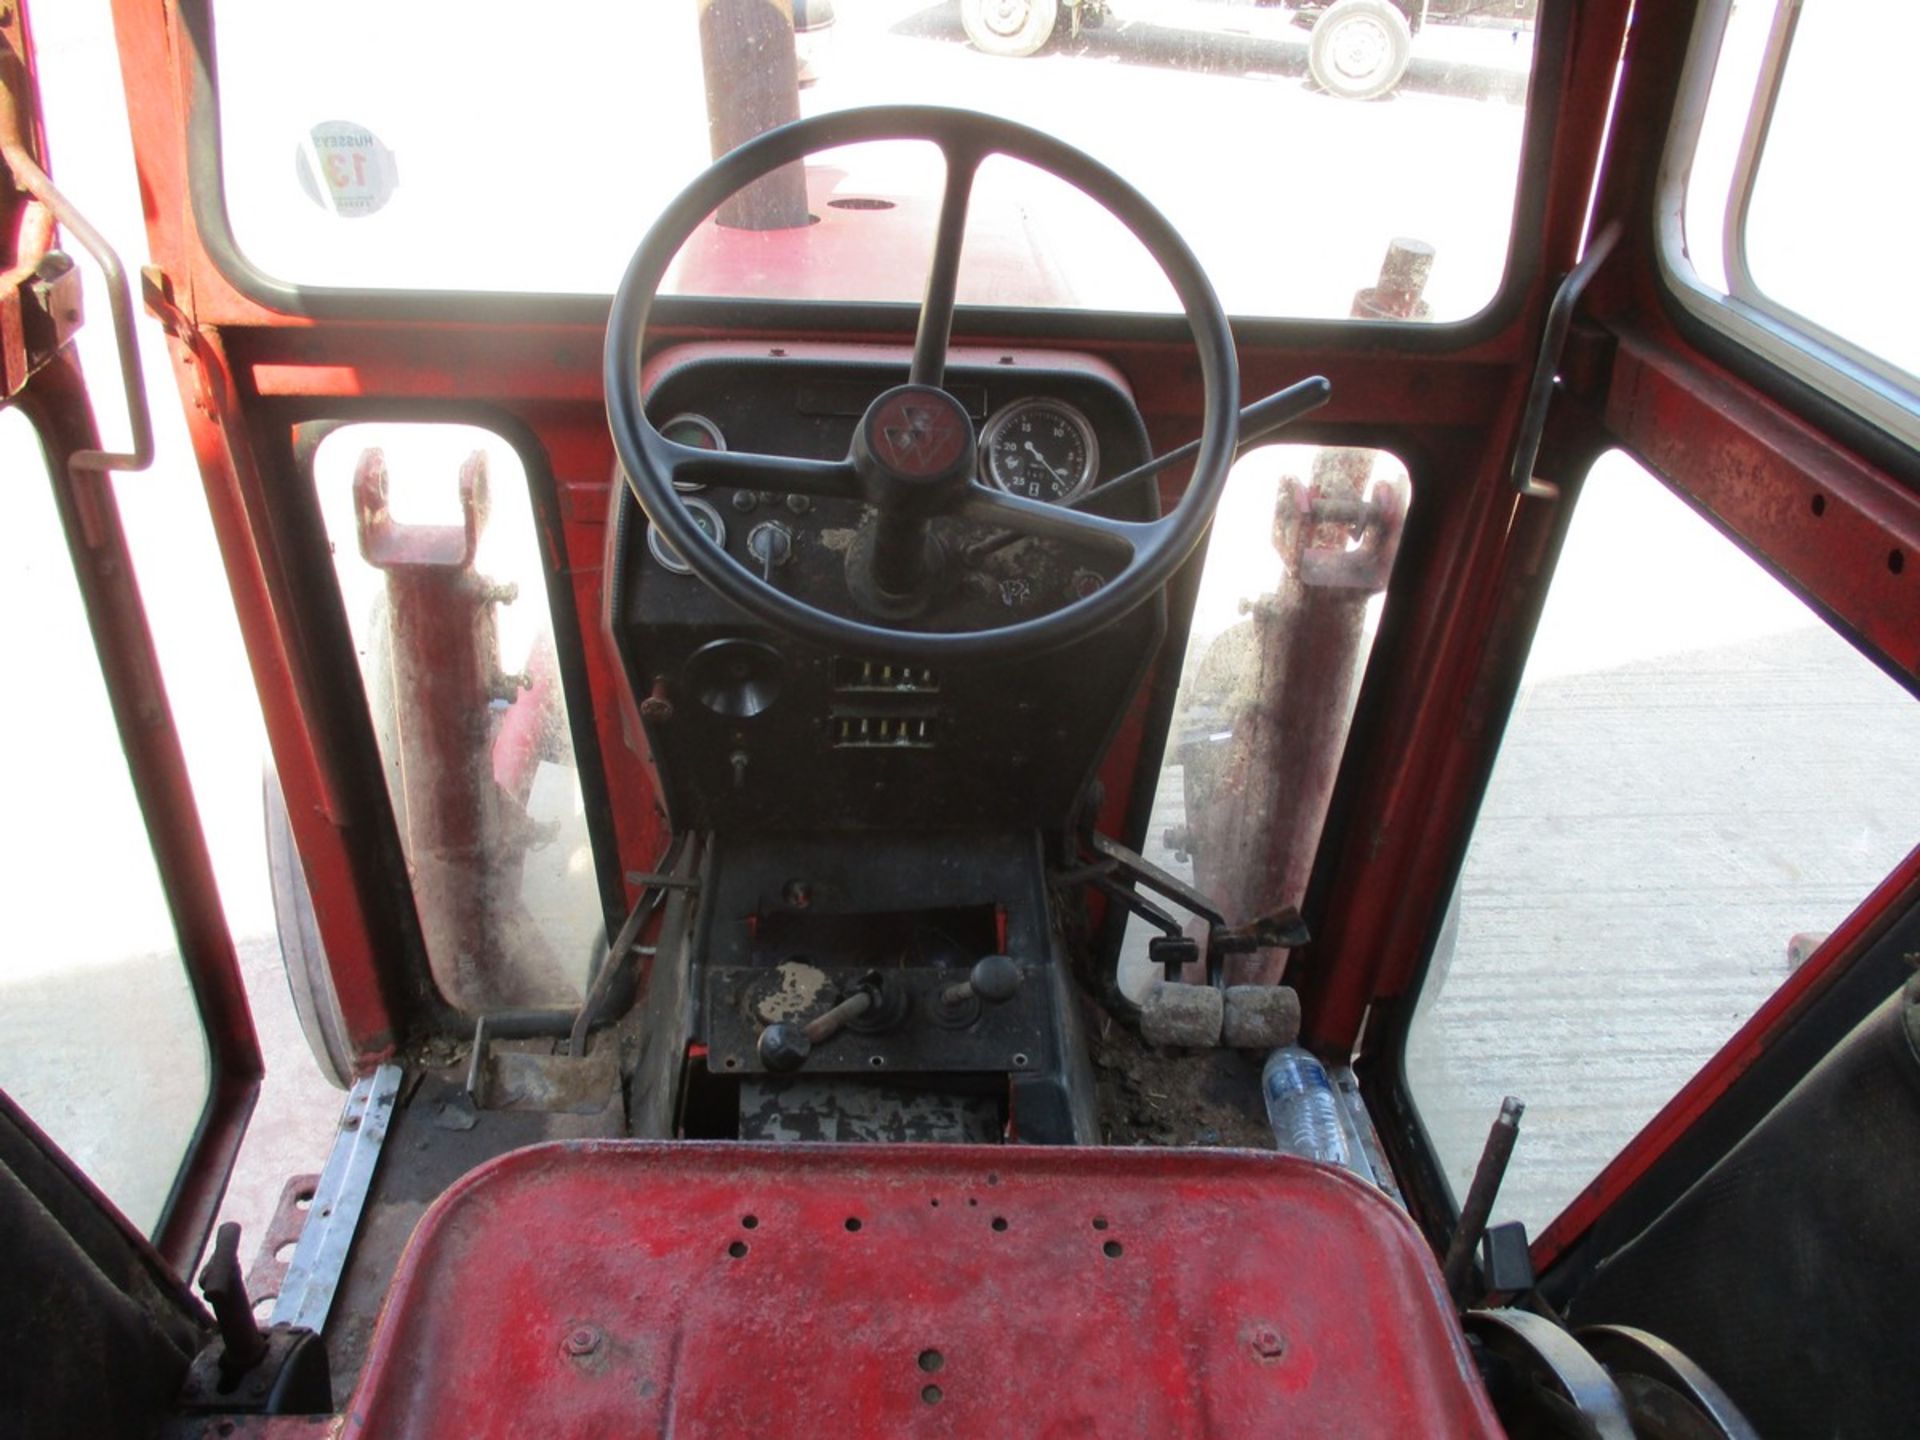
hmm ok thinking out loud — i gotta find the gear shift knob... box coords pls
[940,954,1022,1012]
[756,982,878,1073]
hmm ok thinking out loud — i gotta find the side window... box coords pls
[0,409,210,1232]
[307,422,605,1013]
[1119,443,1410,993]
[1668,0,1918,439]
[1406,451,1920,1231]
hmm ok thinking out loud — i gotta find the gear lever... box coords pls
[936,954,1022,1023]
[757,973,882,1073]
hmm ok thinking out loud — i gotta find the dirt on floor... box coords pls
[1086,1000,1275,1149]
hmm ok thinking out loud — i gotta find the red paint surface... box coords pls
[346,1143,1499,1438]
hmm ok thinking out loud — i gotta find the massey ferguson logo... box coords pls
[871,391,966,476]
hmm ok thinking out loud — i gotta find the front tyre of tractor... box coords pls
[1307,0,1413,100]
[960,0,1059,57]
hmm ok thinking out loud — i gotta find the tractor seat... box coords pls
[342,1142,1499,1437]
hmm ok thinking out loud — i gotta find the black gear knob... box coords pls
[756,1021,813,1073]
[940,954,1022,1011]
[755,983,878,1073]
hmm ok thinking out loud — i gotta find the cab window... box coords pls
[1405,450,1920,1231]
[207,1,1537,321]
[0,410,210,1234]
[1667,0,1918,443]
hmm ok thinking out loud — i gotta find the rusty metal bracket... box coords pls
[1510,220,1623,499]
[0,53,152,479]
[271,1063,403,1334]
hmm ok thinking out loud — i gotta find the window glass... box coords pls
[0,409,210,1232]
[1740,4,1918,377]
[1679,0,1919,384]
[310,424,603,1013]
[1406,451,1920,1232]
[1118,443,1409,994]
[210,0,1535,321]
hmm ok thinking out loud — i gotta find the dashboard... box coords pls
[607,343,1169,833]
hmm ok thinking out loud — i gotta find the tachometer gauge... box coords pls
[980,397,1099,504]
[659,412,726,492]
[647,496,727,576]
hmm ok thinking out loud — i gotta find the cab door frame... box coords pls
[1,2,261,1276]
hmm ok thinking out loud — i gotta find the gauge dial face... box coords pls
[658,412,726,492]
[981,397,1099,504]
[647,495,727,576]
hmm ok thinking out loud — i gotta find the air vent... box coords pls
[831,658,940,694]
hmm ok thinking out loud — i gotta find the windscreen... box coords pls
[209,0,1536,321]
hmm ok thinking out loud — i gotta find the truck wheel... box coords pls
[1308,0,1413,101]
[961,0,1058,57]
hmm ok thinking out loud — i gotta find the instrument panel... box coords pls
[606,343,1167,834]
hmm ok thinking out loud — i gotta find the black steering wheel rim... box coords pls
[605,104,1239,662]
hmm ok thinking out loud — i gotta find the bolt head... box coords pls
[1250,1325,1285,1360]
[564,1326,603,1357]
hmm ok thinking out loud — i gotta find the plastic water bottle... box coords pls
[1261,1045,1353,1169]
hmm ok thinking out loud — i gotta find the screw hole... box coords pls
[741,1215,758,1230]
[728,1240,748,1259]
[1011,1053,1029,1068]
[723,1057,739,1070]
[1091,1217,1109,1231]
[1890,549,1906,575]
[1104,1240,1124,1259]
[1810,493,1827,517]
[930,1198,940,1207]
[986,1173,999,1186]
[991,1216,1009,1232]
[845,1217,863,1232]
[922,1384,943,1405]
[869,1055,886,1068]
[967,1197,978,1207]
[918,1349,944,1373]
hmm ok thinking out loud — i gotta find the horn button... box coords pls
[853,384,975,513]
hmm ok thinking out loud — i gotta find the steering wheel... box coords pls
[605,105,1239,662]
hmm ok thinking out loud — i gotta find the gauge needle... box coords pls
[1024,441,1070,486]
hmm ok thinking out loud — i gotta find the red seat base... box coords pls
[346,1142,1500,1438]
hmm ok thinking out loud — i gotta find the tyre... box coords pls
[1307,0,1413,101]
[265,765,354,1088]
[261,589,398,1089]
[960,0,1058,57]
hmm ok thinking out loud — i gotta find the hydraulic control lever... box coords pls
[757,972,882,1073]
[1063,830,1310,986]
[936,953,1022,1024]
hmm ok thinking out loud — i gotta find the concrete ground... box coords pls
[3,0,1911,1286]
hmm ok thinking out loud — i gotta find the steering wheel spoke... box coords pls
[909,146,982,390]
[957,482,1148,559]
[662,442,859,501]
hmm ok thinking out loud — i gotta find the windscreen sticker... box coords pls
[295,121,398,218]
